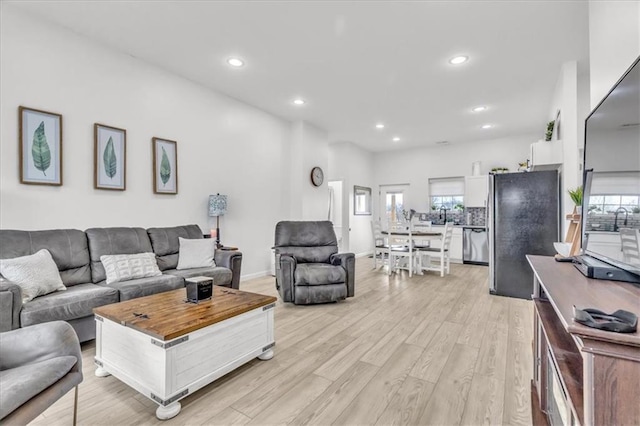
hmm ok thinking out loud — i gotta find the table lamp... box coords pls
[208,194,227,248]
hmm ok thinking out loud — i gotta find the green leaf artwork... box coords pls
[31,121,51,176]
[103,136,117,179]
[160,146,171,186]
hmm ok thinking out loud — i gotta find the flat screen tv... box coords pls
[581,55,640,282]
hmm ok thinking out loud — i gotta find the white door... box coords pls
[379,185,409,226]
[328,180,348,251]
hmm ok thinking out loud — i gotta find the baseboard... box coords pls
[240,270,272,281]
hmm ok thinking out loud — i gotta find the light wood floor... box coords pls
[32,258,534,426]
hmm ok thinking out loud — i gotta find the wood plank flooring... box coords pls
[31,258,534,425]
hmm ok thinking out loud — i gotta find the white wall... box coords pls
[372,135,535,215]
[589,1,640,108]
[0,7,297,278]
[328,142,375,256]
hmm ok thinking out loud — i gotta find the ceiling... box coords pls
[9,1,590,152]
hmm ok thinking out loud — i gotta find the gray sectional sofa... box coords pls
[0,224,242,342]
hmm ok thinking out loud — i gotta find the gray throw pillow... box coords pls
[177,238,216,270]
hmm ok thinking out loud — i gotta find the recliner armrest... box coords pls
[275,253,296,302]
[0,278,22,332]
[0,321,82,373]
[330,252,355,297]
[214,250,243,289]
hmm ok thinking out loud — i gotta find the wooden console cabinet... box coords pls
[527,255,640,426]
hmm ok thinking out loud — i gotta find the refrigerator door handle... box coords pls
[488,174,495,292]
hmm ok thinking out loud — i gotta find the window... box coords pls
[429,177,465,211]
[386,191,404,222]
[588,195,640,214]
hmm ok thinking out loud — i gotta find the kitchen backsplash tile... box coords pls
[415,207,486,226]
[585,213,640,232]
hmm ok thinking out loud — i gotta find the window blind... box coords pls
[590,171,640,195]
[429,177,465,196]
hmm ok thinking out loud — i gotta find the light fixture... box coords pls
[293,99,305,106]
[449,55,469,65]
[482,124,493,129]
[392,137,400,142]
[208,194,228,248]
[227,57,244,67]
[375,123,385,129]
[472,106,487,112]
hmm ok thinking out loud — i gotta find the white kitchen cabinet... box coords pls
[430,225,463,263]
[530,139,563,170]
[464,176,488,208]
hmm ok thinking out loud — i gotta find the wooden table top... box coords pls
[94,286,277,341]
[527,255,640,348]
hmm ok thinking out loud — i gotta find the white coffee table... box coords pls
[93,286,276,419]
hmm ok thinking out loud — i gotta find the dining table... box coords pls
[381,230,443,276]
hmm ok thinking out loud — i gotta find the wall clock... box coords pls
[310,166,324,187]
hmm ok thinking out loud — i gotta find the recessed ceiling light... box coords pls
[472,106,487,112]
[375,123,385,129]
[482,124,493,129]
[227,57,244,67]
[293,99,305,106]
[449,55,469,65]
[392,137,400,142]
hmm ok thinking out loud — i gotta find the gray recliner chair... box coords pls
[0,321,83,425]
[274,221,355,304]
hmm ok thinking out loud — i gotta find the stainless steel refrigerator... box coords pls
[488,170,560,299]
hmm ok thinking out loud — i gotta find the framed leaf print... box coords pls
[94,123,126,190]
[152,137,178,194]
[19,106,63,186]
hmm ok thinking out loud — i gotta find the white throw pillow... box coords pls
[177,238,216,270]
[100,252,162,285]
[0,249,66,304]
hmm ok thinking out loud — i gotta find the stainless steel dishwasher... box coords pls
[463,226,489,265]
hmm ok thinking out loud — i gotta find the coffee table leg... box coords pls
[258,349,274,360]
[156,402,181,420]
[95,367,110,377]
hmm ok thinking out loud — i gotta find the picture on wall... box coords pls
[19,106,63,186]
[94,123,126,190]
[152,137,178,194]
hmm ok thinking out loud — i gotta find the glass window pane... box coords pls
[590,195,605,204]
[621,196,639,205]
[604,195,621,204]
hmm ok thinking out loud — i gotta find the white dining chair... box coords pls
[371,220,389,269]
[620,228,640,265]
[416,222,453,277]
[411,219,433,251]
[387,220,417,277]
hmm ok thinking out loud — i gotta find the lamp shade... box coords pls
[208,194,227,217]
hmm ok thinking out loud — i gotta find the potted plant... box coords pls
[568,186,582,214]
[545,120,555,141]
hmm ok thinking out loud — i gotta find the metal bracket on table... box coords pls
[151,336,189,349]
[150,389,188,406]
[262,342,275,352]
[94,359,103,367]
[263,303,275,311]
[95,316,103,322]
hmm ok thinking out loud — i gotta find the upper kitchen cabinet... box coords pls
[530,139,563,170]
[465,176,488,207]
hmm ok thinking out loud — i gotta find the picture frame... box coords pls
[94,123,126,190]
[152,137,178,194]
[354,185,372,215]
[19,106,63,186]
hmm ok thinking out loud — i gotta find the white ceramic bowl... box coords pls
[553,242,571,257]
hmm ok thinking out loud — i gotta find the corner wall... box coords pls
[0,7,295,277]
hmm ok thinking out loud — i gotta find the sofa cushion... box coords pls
[98,274,183,301]
[147,225,203,271]
[0,249,66,303]
[164,267,232,286]
[100,253,162,285]
[0,229,91,286]
[0,355,77,420]
[294,264,346,286]
[20,283,119,327]
[294,284,347,305]
[86,228,153,283]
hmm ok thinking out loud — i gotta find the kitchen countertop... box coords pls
[584,230,619,235]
